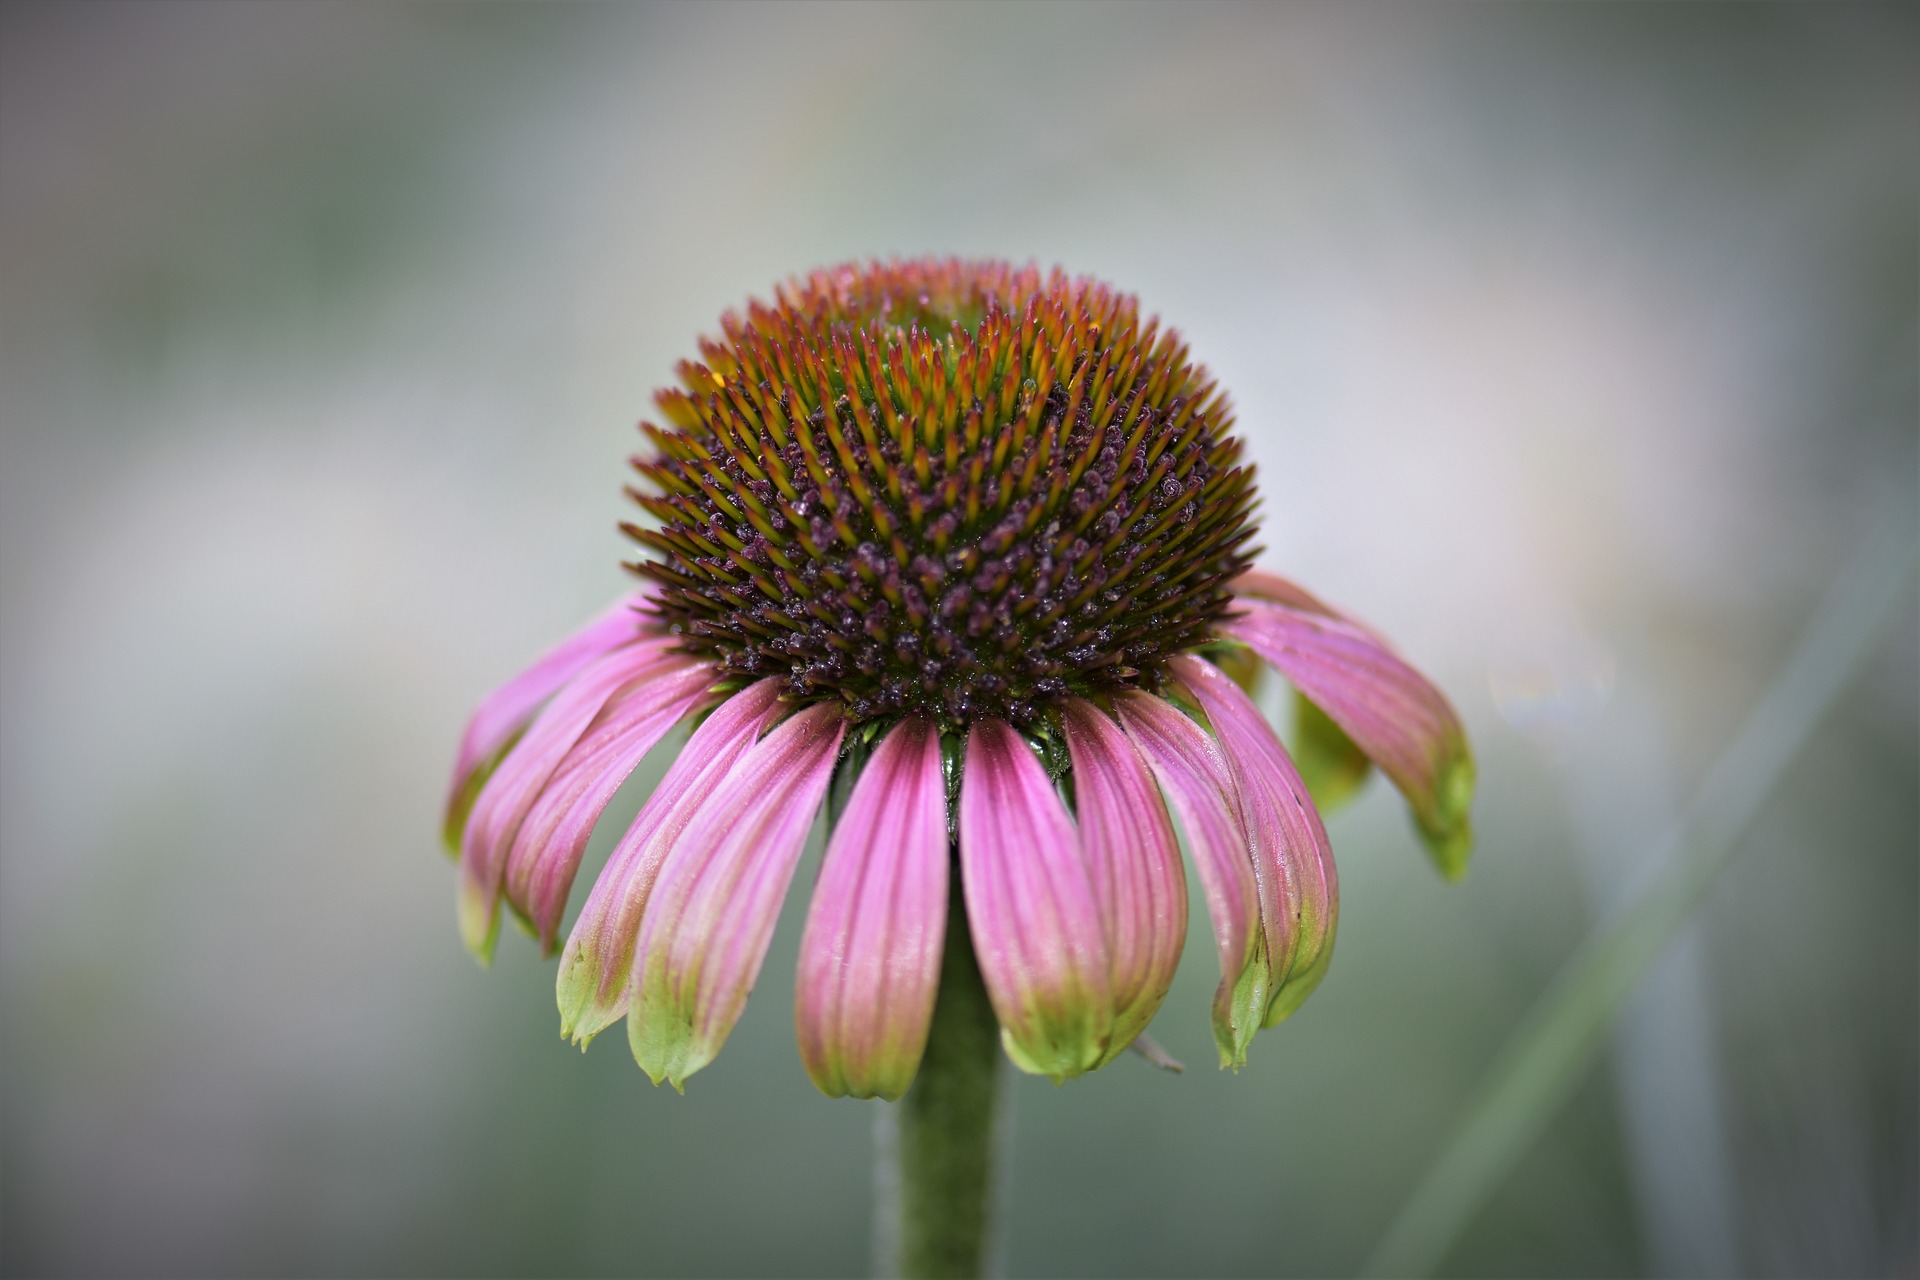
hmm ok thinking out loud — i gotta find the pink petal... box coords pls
[627,702,845,1090]
[444,593,652,847]
[501,660,717,953]
[794,717,949,1100]
[1112,690,1267,1067]
[556,679,790,1045]
[1172,655,1338,1026]
[455,638,676,961]
[1222,595,1475,878]
[1289,689,1374,812]
[959,718,1113,1081]
[1230,569,1342,620]
[1060,699,1187,1062]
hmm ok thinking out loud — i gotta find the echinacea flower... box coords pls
[443,258,1473,1098]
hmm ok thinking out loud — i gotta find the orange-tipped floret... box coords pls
[626,258,1261,731]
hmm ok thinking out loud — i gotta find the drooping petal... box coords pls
[1290,689,1373,812]
[501,660,716,952]
[1230,570,1377,803]
[444,593,651,848]
[959,718,1113,1081]
[795,716,949,1101]
[1230,569,1342,620]
[1060,699,1187,1064]
[1222,595,1475,878]
[1112,690,1267,1067]
[556,679,789,1045]
[457,638,679,961]
[1173,654,1338,1026]
[628,702,845,1090]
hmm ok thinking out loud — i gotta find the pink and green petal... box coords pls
[628,702,845,1090]
[1222,598,1475,879]
[1112,690,1268,1067]
[1264,928,1335,1027]
[443,593,652,848]
[1060,699,1187,1064]
[1290,690,1374,813]
[1173,655,1338,1026]
[795,717,949,1101]
[501,660,716,952]
[1231,570,1380,806]
[959,718,1114,1082]
[556,679,790,1045]
[456,638,678,962]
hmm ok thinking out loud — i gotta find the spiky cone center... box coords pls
[627,259,1260,732]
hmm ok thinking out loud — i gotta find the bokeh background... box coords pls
[2,3,1913,1276]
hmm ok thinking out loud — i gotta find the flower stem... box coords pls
[891,892,1002,1279]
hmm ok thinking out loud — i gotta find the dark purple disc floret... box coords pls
[626,258,1262,730]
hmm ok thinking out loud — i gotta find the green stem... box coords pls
[890,892,1002,1279]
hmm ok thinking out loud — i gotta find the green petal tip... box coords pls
[1416,750,1476,881]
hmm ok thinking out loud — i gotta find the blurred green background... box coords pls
[1,3,1913,1276]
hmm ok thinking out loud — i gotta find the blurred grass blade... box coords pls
[1363,518,1917,1279]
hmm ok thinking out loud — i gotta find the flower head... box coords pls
[629,259,1256,727]
[444,258,1474,1097]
